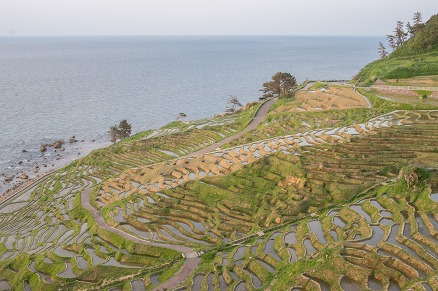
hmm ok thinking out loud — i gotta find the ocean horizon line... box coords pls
[0,34,384,38]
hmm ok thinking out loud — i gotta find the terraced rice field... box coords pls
[1,89,438,290]
[271,85,369,113]
[185,190,438,290]
[98,111,438,247]
[0,165,178,290]
[0,110,259,290]
[173,111,438,290]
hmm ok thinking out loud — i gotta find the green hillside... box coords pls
[355,13,438,85]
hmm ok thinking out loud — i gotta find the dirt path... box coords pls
[301,81,315,90]
[354,88,372,108]
[80,97,277,290]
[190,97,277,156]
[81,189,195,253]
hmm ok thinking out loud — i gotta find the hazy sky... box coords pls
[1,0,436,36]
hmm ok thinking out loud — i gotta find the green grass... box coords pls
[186,164,438,289]
[226,108,389,148]
[357,88,438,110]
[355,50,438,85]
[123,129,154,142]
[415,90,432,98]
[354,14,438,85]
[309,82,328,90]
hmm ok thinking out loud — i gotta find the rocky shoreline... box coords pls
[0,101,259,196]
[0,169,55,203]
[0,135,110,196]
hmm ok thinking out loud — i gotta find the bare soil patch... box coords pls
[272,86,368,113]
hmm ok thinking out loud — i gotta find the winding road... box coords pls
[80,97,277,290]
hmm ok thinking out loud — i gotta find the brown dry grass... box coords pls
[272,86,368,114]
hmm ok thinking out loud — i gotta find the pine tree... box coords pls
[118,119,132,139]
[260,72,297,99]
[409,11,424,35]
[225,95,242,114]
[386,34,397,50]
[406,22,414,36]
[394,21,407,48]
[378,42,388,59]
[413,12,423,27]
[108,125,119,143]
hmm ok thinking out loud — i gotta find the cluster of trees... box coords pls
[107,72,298,142]
[378,12,424,59]
[108,119,132,143]
[260,72,297,100]
[223,71,297,114]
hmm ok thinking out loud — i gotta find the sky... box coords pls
[0,0,437,36]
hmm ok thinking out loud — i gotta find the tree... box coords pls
[394,21,407,48]
[260,72,297,100]
[109,119,132,142]
[407,12,424,36]
[386,34,397,50]
[377,42,388,59]
[225,95,242,114]
[176,112,187,120]
[386,21,407,51]
[377,11,425,59]
[108,125,119,143]
[406,22,414,36]
[413,11,423,27]
[118,119,132,139]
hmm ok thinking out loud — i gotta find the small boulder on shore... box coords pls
[39,144,48,152]
[52,140,65,149]
[4,176,14,182]
[17,172,28,180]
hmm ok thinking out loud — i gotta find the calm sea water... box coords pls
[0,36,381,192]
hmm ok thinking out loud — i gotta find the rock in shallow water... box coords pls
[17,172,28,180]
[39,144,48,152]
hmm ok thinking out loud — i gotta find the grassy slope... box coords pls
[355,13,438,85]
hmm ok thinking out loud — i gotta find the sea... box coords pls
[0,35,382,193]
